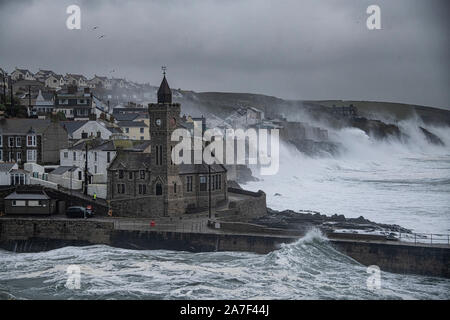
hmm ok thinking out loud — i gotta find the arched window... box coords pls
[156,182,162,196]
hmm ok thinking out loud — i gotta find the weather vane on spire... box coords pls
[161,66,167,76]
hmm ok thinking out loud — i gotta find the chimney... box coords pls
[68,85,77,94]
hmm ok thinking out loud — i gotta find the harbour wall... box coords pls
[0,218,448,279]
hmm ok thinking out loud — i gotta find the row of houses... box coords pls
[6,67,139,90]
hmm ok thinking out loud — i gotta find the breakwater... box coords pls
[0,217,448,278]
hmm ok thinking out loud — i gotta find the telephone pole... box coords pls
[84,142,89,195]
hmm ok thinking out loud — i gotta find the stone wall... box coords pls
[332,240,450,278]
[0,218,113,252]
[225,188,267,221]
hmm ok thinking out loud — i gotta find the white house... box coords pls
[65,74,88,87]
[35,69,55,82]
[0,163,29,186]
[48,165,83,190]
[61,120,123,140]
[45,74,65,89]
[11,68,35,81]
[60,139,117,183]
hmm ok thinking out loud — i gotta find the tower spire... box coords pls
[157,66,172,104]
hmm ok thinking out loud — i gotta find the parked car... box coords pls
[66,206,94,219]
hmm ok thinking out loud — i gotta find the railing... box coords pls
[389,231,450,246]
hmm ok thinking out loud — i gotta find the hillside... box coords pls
[174,90,450,126]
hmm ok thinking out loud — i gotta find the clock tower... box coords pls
[148,73,185,216]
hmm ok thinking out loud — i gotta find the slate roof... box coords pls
[108,151,152,171]
[117,120,148,128]
[0,163,16,172]
[5,191,50,200]
[179,163,227,174]
[0,118,57,135]
[157,75,172,103]
[61,121,88,134]
[50,166,78,175]
[70,139,117,151]
[114,113,139,121]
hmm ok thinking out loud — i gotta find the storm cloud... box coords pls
[0,0,448,108]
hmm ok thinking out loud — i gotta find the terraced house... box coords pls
[0,119,69,165]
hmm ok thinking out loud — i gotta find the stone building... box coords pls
[107,75,228,217]
[0,118,69,165]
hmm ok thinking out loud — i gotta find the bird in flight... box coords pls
[92,26,99,30]
[98,35,106,39]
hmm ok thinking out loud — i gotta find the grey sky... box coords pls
[0,0,448,108]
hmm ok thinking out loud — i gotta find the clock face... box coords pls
[156,119,162,126]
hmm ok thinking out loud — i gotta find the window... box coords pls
[218,174,222,190]
[94,152,97,161]
[78,171,82,180]
[173,183,177,194]
[155,145,163,165]
[118,170,124,179]
[28,200,42,207]
[138,184,147,195]
[117,183,125,194]
[94,165,97,174]
[9,152,13,162]
[211,175,215,190]
[200,176,207,191]
[155,183,162,196]
[81,132,88,139]
[16,137,21,147]
[140,136,144,140]
[27,150,36,162]
[12,200,26,206]
[140,170,145,179]
[128,171,133,180]
[9,137,14,147]
[186,176,193,192]
[73,152,76,161]
[27,135,36,147]
[107,152,111,163]
[16,152,22,163]
[140,128,144,133]
[97,131,101,138]
[64,152,68,159]
[125,128,129,133]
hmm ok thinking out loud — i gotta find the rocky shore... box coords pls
[252,208,412,235]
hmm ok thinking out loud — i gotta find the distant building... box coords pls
[10,68,35,81]
[88,75,112,89]
[0,118,69,165]
[61,120,123,141]
[34,69,56,82]
[65,74,88,88]
[45,74,65,89]
[30,90,55,117]
[332,104,358,118]
[117,120,149,140]
[54,86,94,120]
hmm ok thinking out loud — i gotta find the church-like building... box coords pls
[107,75,228,217]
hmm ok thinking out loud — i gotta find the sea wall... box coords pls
[0,218,448,278]
[332,240,450,278]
